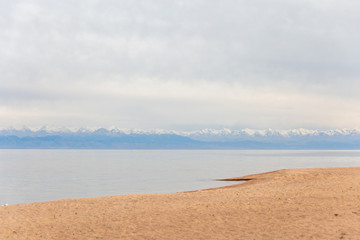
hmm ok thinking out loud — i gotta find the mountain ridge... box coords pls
[1,127,360,149]
[2,127,360,137]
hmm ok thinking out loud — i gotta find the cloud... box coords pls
[1,80,359,130]
[1,0,360,129]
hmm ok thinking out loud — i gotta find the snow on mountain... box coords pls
[1,127,360,149]
[1,127,360,139]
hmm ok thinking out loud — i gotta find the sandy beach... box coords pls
[1,167,360,239]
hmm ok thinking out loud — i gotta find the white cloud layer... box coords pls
[1,0,360,130]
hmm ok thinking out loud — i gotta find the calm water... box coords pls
[1,150,360,205]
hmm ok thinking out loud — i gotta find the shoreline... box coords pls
[1,167,360,239]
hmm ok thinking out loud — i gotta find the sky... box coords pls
[1,0,360,131]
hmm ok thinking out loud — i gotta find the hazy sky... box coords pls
[1,0,360,130]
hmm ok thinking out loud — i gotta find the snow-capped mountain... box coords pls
[1,127,360,138]
[1,127,360,149]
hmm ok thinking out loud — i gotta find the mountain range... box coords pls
[1,127,360,149]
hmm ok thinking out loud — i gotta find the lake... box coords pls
[1,150,360,205]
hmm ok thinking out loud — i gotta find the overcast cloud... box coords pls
[1,0,360,130]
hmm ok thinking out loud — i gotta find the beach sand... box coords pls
[1,167,360,239]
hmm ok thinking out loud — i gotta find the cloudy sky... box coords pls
[1,0,360,130]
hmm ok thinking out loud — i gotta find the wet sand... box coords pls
[1,167,360,239]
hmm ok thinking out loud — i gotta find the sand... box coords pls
[1,167,360,239]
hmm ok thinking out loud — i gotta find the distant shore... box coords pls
[1,167,360,239]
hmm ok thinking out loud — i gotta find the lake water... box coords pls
[1,150,360,205]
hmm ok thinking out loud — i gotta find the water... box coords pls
[1,150,360,205]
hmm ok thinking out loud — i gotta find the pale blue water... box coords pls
[1,150,360,205]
